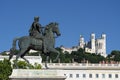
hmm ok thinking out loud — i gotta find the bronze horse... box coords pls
[9,22,61,69]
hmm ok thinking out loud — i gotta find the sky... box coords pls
[0,0,120,54]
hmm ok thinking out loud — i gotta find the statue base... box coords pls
[10,77,65,80]
[9,69,66,80]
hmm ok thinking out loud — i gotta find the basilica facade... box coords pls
[61,33,107,57]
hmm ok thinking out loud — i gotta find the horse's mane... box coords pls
[47,22,58,27]
[44,22,58,36]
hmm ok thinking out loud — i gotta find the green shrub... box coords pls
[0,59,12,80]
[13,60,42,69]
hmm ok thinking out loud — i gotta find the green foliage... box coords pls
[61,51,72,63]
[34,63,42,69]
[13,60,42,69]
[49,48,72,63]
[71,51,83,63]
[0,59,12,80]
[85,53,105,63]
[107,50,120,62]
[13,60,28,69]
[71,48,105,63]
[40,47,106,63]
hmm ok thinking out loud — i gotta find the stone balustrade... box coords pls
[42,63,120,70]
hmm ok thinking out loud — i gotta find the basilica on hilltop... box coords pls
[61,33,107,57]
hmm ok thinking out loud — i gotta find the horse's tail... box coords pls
[12,37,20,50]
[9,37,20,61]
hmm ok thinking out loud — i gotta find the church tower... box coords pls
[95,33,107,57]
[79,35,85,49]
[91,33,95,53]
[101,34,106,56]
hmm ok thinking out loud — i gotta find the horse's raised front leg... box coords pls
[53,51,60,62]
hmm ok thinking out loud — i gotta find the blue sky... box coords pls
[0,0,120,54]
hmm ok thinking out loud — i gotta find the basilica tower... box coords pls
[101,34,106,56]
[79,35,85,49]
[90,33,95,53]
[95,34,106,57]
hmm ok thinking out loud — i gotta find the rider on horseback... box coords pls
[29,16,47,53]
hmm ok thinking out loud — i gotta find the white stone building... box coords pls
[61,33,107,57]
[0,56,120,80]
[60,46,78,53]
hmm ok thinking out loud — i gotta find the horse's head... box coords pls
[45,22,61,37]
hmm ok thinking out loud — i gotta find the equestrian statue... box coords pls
[9,16,61,69]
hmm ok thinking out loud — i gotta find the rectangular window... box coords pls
[69,74,73,78]
[89,74,92,78]
[83,74,86,78]
[115,74,118,78]
[109,74,112,78]
[102,74,105,78]
[76,74,79,78]
[96,74,99,78]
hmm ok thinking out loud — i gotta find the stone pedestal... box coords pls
[9,69,66,80]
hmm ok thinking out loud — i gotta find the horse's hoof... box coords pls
[45,65,49,69]
[46,67,49,69]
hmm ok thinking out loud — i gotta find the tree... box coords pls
[107,50,120,62]
[0,59,12,80]
[71,51,84,63]
[70,48,105,63]
[64,51,72,63]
